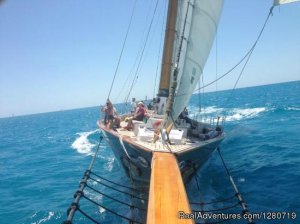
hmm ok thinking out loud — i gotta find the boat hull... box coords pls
[101,126,224,188]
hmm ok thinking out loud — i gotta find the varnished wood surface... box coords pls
[147,152,194,224]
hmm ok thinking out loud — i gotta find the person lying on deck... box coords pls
[101,99,120,129]
[125,102,147,130]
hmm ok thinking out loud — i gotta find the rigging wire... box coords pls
[215,30,219,110]
[77,207,101,224]
[90,171,147,193]
[82,195,144,224]
[222,7,274,110]
[175,6,274,99]
[85,184,147,211]
[153,0,167,98]
[64,133,104,223]
[107,0,137,100]
[124,0,160,105]
[189,149,255,224]
[114,0,157,104]
[63,134,148,224]
[88,176,148,201]
[217,148,254,224]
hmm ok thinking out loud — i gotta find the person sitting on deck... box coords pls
[101,99,120,129]
[178,107,193,125]
[125,102,147,130]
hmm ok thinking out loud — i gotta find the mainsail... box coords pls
[169,0,223,121]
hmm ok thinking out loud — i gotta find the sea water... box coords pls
[0,81,299,224]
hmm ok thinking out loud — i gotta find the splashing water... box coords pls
[71,130,98,155]
[226,107,266,121]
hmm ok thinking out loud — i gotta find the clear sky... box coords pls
[0,0,299,118]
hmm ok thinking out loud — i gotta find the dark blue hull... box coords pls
[101,127,224,188]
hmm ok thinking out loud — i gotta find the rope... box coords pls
[89,176,148,201]
[175,6,274,98]
[153,0,167,98]
[64,134,104,223]
[117,134,138,223]
[217,147,254,224]
[119,135,133,161]
[175,0,191,66]
[107,0,137,99]
[115,0,160,104]
[77,207,101,224]
[82,195,143,224]
[124,0,160,104]
[86,184,147,211]
[90,171,147,193]
[190,166,237,206]
[222,7,274,114]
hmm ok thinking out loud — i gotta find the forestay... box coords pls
[171,0,223,120]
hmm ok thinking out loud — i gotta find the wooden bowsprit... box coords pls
[147,152,194,224]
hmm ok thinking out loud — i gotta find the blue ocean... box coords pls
[0,81,299,224]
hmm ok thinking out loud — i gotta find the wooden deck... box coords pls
[147,152,194,224]
[99,120,223,154]
[116,127,209,153]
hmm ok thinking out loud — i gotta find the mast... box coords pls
[157,0,178,98]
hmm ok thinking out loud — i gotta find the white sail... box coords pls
[274,0,299,5]
[171,0,223,120]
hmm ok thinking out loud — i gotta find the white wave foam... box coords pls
[30,212,37,219]
[71,130,98,155]
[99,207,106,214]
[226,107,266,121]
[201,106,223,114]
[189,106,223,115]
[287,107,300,111]
[32,211,54,224]
[105,157,115,172]
[238,177,245,182]
[188,106,225,120]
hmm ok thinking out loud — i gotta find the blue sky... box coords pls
[0,0,299,118]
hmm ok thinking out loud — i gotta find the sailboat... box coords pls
[98,0,225,187]
[63,0,299,223]
[98,0,298,188]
